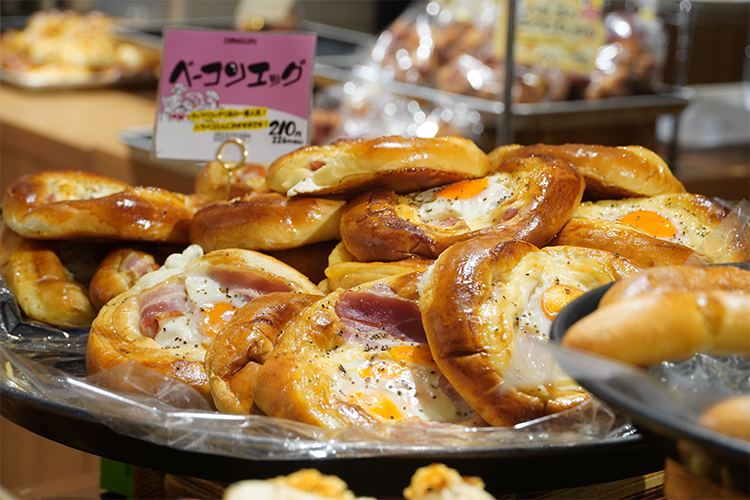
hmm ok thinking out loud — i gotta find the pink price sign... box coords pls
[152,29,317,163]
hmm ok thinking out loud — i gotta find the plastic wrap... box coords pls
[0,270,641,462]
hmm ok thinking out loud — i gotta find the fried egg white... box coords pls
[324,341,478,424]
[154,273,248,350]
[572,194,719,249]
[487,247,637,388]
[406,172,520,231]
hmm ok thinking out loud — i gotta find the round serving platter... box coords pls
[548,271,750,496]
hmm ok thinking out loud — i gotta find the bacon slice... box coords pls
[138,279,188,338]
[335,288,427,350]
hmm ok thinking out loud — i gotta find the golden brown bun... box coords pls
[489,143,685,200]
[562,265,750,366]
[189,191,346,252]
[205,292,322,414]
[0,223,96,328]
[340,155,584,261]
[252,272,485,428]
[324,258,433,292]
[266,136,491,198]
[600,265,750,305]
[403,463,493,500]
[88,247,160,309]
[698,395,750,442]
[552,194,749,266]
[86,246,322,403]
[3,170,208,244]
[419,237,642,426]
[193,161,268,202]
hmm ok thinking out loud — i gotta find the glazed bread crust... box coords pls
[266,136,491,198]
[189,191,346,252]
[3,170,207,244]
[88,247,159,309]
[489,143,685,200]
[205,291,322,414]
[193,161,268,202]
[419,237,641,426]
[0,223,96,328]
[340,155,585,262]
[563,265,750,366]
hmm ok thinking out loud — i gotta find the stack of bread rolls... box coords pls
[2,134,747,430]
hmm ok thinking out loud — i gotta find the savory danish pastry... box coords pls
[3,170,208,244]
[489,143,685,200]
[339,154,585,262]
[251,272,486,428]
[86,245,322,403]
[88,247,160,309]
[265,136,491,198]
[419,237,642,426]
[550,194,750,266]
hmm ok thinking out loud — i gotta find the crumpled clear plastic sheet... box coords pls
[0,274,637,462]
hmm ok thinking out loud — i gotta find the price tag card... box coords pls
[153,29,317,163]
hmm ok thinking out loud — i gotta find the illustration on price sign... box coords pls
[153,29,317,163]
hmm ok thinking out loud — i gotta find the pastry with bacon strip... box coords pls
[252,271,485,428]
[339,154,585,262]
[265,135,491,198]
[86,245,323,404]
[419,237,642,426]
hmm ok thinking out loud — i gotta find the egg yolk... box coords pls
[349,391,403,421]
[359,360,409,382]
[200,301,238,338]
[542,284,585,320]
[389,345,437,368]
[619,210,676,238]
[435,178,489,200]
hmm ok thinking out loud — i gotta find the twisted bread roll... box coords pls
[0,223,96,328]
[189,191,346,252]
[86,246,322,403]
[340,154,584,261]
[562,265,750,366]
[3,170,207,244]
[489,143,685,200]
[266,136,491,198]
[419,237,642,426]
[205,292,322,414]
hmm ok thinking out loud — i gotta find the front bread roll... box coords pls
[205,291,322,414]
[698,395,750,442]
[86,245,322,403]
[252,272,485,428]
[340,154,584,261]
[265,136,491,198]
[419,237,642,426]
[551,194,750,266]
[0,223,96,328]
[3,170,208,244]
[489,143,685,200]
[562,265,750,366]
[189,191,346,252]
